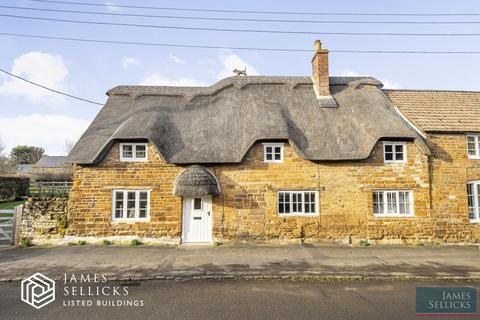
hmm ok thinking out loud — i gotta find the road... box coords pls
[1,279,479,320]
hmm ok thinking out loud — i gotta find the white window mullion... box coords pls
[301,192,305,214]
[135,190,140,219]
[122,190,127,219]
[396,192,400,215]
[473,182,480,220]
[477,136,480,158]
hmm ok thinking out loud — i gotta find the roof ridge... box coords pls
[384,89,480,94]
[107,76,381,99]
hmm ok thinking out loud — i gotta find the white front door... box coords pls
[182,196,212,243]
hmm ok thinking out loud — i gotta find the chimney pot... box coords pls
[311,39,330,97]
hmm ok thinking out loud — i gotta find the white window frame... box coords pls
[373,190,414,217]
[263,143,284,163]
[277,191,319,216]
[119,143,148,162]
[466,135,480,159]
[383,141,407,164]
[111,189,151,222]
[467,181,480,223]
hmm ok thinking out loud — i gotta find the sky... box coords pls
[0,0,479,155]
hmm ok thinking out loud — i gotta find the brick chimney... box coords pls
[311,40,330,97]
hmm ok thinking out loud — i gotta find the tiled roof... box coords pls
[384,90,480,133]
[33,156,67,168]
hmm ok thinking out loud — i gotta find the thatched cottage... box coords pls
[66,41,480,244]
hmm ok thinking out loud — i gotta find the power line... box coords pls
[2,32,480,54]
[2,13,480,37]
[0,67,104,105]
[24,0,480,16]
[3,5,480,24]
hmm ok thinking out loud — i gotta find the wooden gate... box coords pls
[0,209,15,244]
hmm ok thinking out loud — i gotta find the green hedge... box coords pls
[0,176,30,202]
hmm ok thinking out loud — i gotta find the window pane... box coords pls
[278,193,285,214]
[114,191,124,218]
[385,152,393,161]
[467,184,475,219]
[193,198,202,210]
[292,193,298,212]
[266,153,272,160]
[477,184,480,220]
[274,147,281,154]
[467,137,476,155]
[122,145,133,158]
[395,145,404,161]
[373,191,384,214]
[386,192,397,214]
[399,191,409,214]
[384,145,393,153]
[138,191,148,218]
[284,193,290,213]
[274,152,281,160]
[135,145,146,158]
[304,192,315,214]
[127,191,136,218]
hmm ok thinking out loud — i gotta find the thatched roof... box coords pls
[173,165,220,197]
[67,76,429,164]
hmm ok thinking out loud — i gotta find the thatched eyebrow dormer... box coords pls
[173,165,220,197]
[67,76,429,165]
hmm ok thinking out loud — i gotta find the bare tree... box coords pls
[64,139,77,155]
[0,137,16,174]
[0,137,5,155]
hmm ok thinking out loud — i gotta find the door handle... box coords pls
[207,211,211,216]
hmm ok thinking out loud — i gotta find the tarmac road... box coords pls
[1,279,479,320]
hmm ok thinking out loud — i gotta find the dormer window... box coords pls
[263,143,284,163]
[383,142,406,164]
[120,143,147,162]
[467,135,480,159]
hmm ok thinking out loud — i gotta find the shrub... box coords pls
[19,238,33,248]
[0,176,29,201]
[66,242,77,246]
[130,239,142,246]
[101,240,113,246]
[33,172,72,182]
[359,239,371,247]
[78,240,87,246]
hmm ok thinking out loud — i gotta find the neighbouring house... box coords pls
[66,40,480,244]
[15,164,33,176]
[32,156,72,179]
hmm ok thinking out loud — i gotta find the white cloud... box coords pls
[121,57,141,69]
[105,1,121,11]
[339,68,400,89]
[217,52,259,80]
[140,73,208,86]
[0,52,69,103]
[0,114,90,155]
[168,54,185,64]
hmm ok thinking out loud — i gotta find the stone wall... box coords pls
[20,198,68,241]
[68,139,466,243]
[427,134,480,242]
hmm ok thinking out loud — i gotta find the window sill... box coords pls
[119,159,148,163]
[112,219,150,223]
[264,160,283,163]
[373,214,414,218]
[467,156,480,160]
[470,219,480,224]
[278,214,319,217]
[383,161,407,164]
